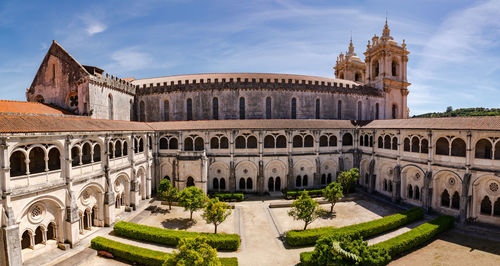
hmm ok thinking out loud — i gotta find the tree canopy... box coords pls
[288,191,325,230]
[202,197,231,233]
[177,186,207,220]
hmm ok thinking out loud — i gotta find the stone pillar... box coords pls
[65,191,81,247]
[1,204,22,266]
[368,159,375,193]
[392,165,401,202]
[314,157,321,187]
[459,173,472,224]
[201,153,208,194]
[287,156,294,189]
[338,157,344,173]
[229,161,236,192]
[103,135,115,226]
[422,170,433,212]
[258,160,264,194]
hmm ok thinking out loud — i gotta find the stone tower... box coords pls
[363,20,410,119]
[334,39,366,83]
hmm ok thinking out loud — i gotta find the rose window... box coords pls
[490,182,499,192]
[448,178,456,186]
[31,206,42,218]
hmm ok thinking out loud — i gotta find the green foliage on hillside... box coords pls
[413,107,500,118]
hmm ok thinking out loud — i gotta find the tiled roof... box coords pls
[131,73,360,87]
[0,115,152,133]
[148,119,357,131]
[363,116,500,130]
[0,100,72,116]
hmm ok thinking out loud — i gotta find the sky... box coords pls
[0,0,499,115]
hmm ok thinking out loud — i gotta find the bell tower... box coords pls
[334,39,366,83]
[363,20,410,119]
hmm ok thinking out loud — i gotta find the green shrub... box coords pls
[285,189,324,199]
[91,236,169,266]
[91,236,238,266]
[212,193,244,202]
[286,207,424,247]
[114,221,240,251]
[373,215,455,257]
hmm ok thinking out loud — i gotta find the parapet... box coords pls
[89,73,136,95]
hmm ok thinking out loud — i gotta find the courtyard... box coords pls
[44,194,500,266]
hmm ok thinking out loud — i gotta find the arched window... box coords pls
[404,138,410,152]
[342,133,353,146]
[266,97,272,119]
[441,189,450,207]
[481,196,491,215]
[293,135,303,148]
[123,141,128,156]
[108,94,113,120]
[494,198,500,216]
[220,178,226,190]
[194,137,204,151]
[451,192,460,209]
[276,135,287,148]
[392,59,398,76]
[436,138,449,155]
[364,135,369,147]
[303,175,308,187]
[408,185,413,199]
[392,137,398,150]
[275,176,281,191]
[186,98,193,121]
[475,139,492,159]
[93,144,101,162]
[239,178,245,190]
[247,136,257,149]
[321,174,326,185]
[212,97,219,120]
[495,142,500,160]
[160,138,169,149]
[360,135,364,146]
[373,60,379,77]
[133,139,138,153]
[213,178,219,190]
[421,139,429,154]
[21,231,31,249]
[337,100,342,119]
[315,99,320,119]
[375,103,379,119]
[411,137,420,153]
[35,226,44,245]
[187,176,195,187]
[210,137,219,149]
[370,136,373,147]
[83,143,92,164]
[319,136,328,147]
[164,100,169,121]
[296,176,301,187]
[264,135,275,148]
[108,143,114,159]
[138,138,144,152]
[268,177,274,192]
[378,136,383,149]
[392,104,397,119]
[114,141,122,158]
[139,100,145,122]
[184,138,193,151]
[357,101,362,120]
[291,98,297,119]
[384,135,391,149]
[235,136,246,149]
[239,97,245,119]
[304,135,314,147]
[48,148,61,171]
[383,179,388,191]
[451,138,466,157]
[169,138,178,149]
[327,173,332,183]
[220,137,229,149]
[329,136,337,146]
[29,147,45,174]
[414,186,420,200]
[10,151,26,177]
[246,178,253,190]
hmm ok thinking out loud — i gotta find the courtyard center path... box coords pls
[233,200,312,266]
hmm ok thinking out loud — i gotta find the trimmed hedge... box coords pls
[373,215,455,257]
[114,221,240,251]
[285,189,324,199]
[211,193,244,202]
[300,215,455,265]
[91,236,238,266]
[286,207,424,247]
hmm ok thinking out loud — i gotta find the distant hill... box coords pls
[413,107,500,118]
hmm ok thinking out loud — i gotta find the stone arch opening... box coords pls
[451,138,466,157]
[211,137,220,149]
[264,135,275,148]
[293,135,303,148]
[169,138,178,149]
[239,178,245,190]
[114,141,122,158]
[319,136,328,147]
[10,150,26,177]
[93,144,101,162]
[342,133,353,146]
[481,196,492,215]
[384,135,391,149]
[235,136,246,149]
[441,189,450,207]
[186,176,195,187]
[160,138,169,149]
[21,230,32,249]
[47,222,56,240]
[212,97,219,120]
[329,136,337,146]
[80,143,91,164]
[213,178,219,190]
[184,138,194,151]
[29,147,45,174]
[275,176,281,191]
[436,137,449,155]
[304,135,314,147]
[186,98,193,121]
[475,139,492,159]
[48,148,61,171]
[34,226,44,245]
[392,137,398,150]
[194,137,204,151]
[247,136,257,148]
[268,177,274,192]
[246,178,253,190]
[276,135,287,148]
[220,178,226,190]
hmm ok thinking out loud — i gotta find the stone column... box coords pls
[258,160,264,194]
[392,165,401,202]
[103,135,115,226]
[1,206,22,266]
[368,159,375,193]
[422,170,433,212]
[287,156,294,189]
[459,173,472,224]
[229,161,236,192]
[314,157,321,188]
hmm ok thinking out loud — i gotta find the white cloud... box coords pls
[86,21,107,35]
[107,47,153,72]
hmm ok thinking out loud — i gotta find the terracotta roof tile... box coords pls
[0,100,71,116]
[363,116,500,130]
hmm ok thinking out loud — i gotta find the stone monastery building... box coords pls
[0,21,499,265]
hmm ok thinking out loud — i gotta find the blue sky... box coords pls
[1,0,499,115]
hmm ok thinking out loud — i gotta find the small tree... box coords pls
[202,197,231,233]
[178,186,207,221]
[323,182,343,213]
[164,237,220,266]
[288,191,325,230]
[337,168,359,194]
[158,179,178,210]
